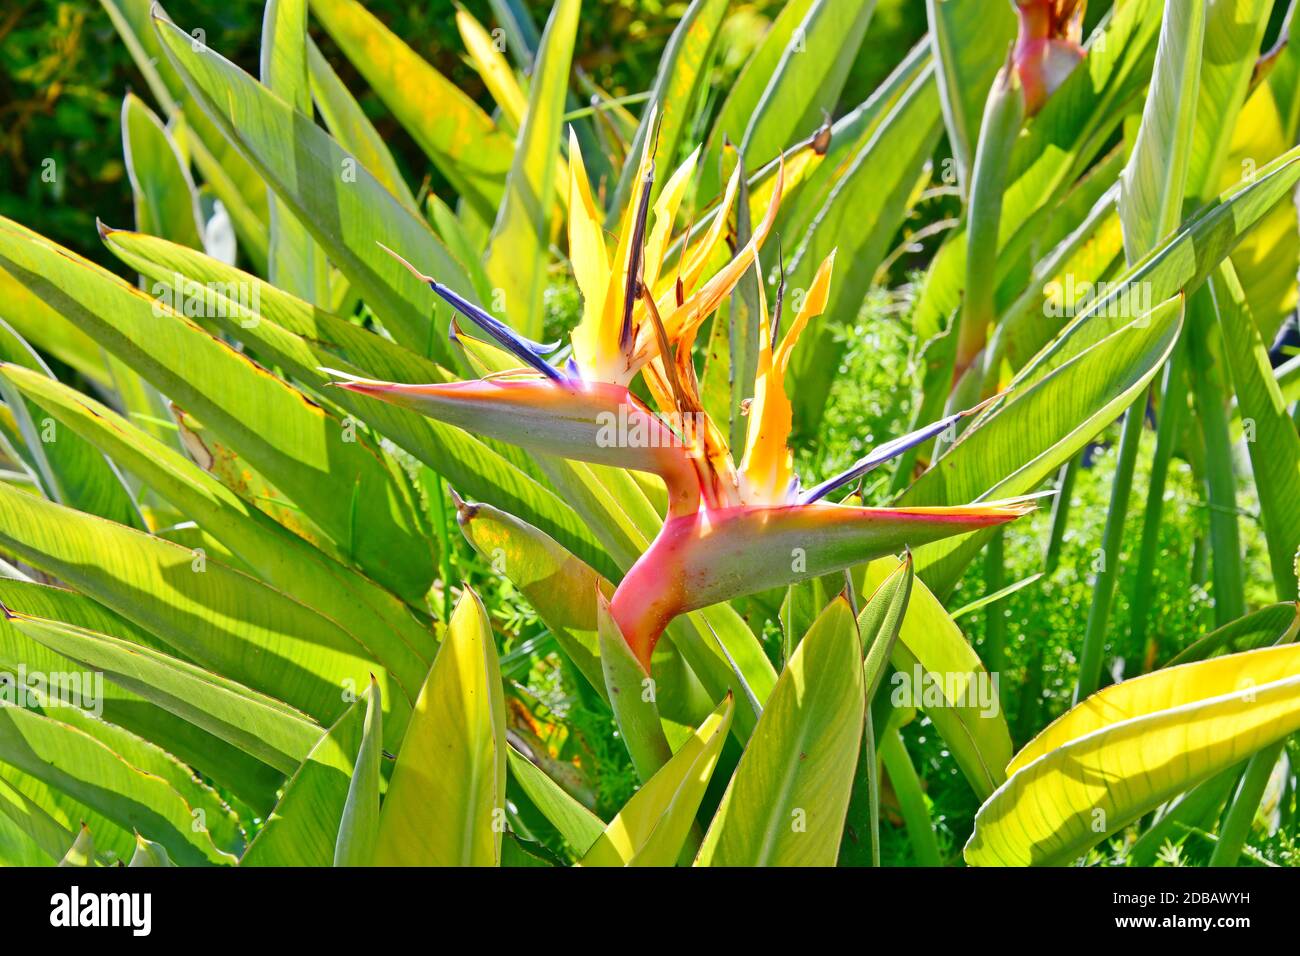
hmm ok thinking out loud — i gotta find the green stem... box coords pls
[1131,340,1188,669]
[1044,457,1078,575]
[879,728,941,867]
[1075,403,1143,704]
[1210,741,1284,866]
[983,528,1006,683]
[426,470,456,625]
[955,64,1024,382]
[1189,293,1246,626]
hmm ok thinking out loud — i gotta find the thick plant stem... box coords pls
[1188,294,1246,626]
[1132,340,1188,669]
[1043,457,1078,575]
[984,528,1007,681]
[954,62,1024,384]
[880,727,941,867]
[1075,404,1143,704]
[1210,741,1284,866]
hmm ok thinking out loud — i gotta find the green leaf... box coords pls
[261,0,331,305]
[121,92,204,250]
[307,0,512,219]
[0,579,284,814]
[0,216,436,607]
[905,295,1186,596]
[0,320,142,528]
[925,0,1016,198]
[737,0,877,190]
[0,481,414,742]
[58,823,95,867]
[153,11,475,358]
[581,694,733,867]
[506,744,604,857]
[1116,0,1205,259]
[485,0,580,340]
[241,697,366,866]
[0,707,236,865]
[334,676,382,866]
[698,0,818,200]
[859,556,1012,800]
[785,64,943,432]
[612,0,730,211]
[0,362,438,677]
[967,643,1300,866]
[0,773,74,865]
[1166,602,1300,666]
[374,588,507,866]
[7,610,322,776]
[597,594,673,782]
[306,39,419,215]
[97,226,615,583]
[696,597,864,866]
[1209,261,1300,601]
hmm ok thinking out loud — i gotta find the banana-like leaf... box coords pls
[1208,262,1300,601]
[0,579,284,813]
[696,597,864,866]
[101,0,270,268]
[1184,0,1271,204]
[1117,0,1205,260]
[610,0,729,213]
[506,744,604,857]
[374,588,507,866]
[153,13,475,359]
[0,216,435,606]
[0,363,438,673]
[334,677,382,867]
[840,554,913,866]
[0,482,414,743]
[859,556,1012,799]
[307,0,512,220]
[485,0,579,340]
[58,823,95,867]
[597,596,673,782]
[785,63,942,432]
[0,773,76,865]
[905,295,1184,595]
[1167,602,1300,666]
[305,39,419,215]
[8,611,321,776]
[582,694,733,867]
[966,643,1300,866]
[129,833,175,867]
[742,0,876,197]
[458,497,608,699]
[0,321,142,528]
[98,227,616,582]
[697,0,818,200]
[262,0,331,305]
[0,267,111,391]
[121,92,205,250]
[0,705,236,865]
[241,697,366,866]
[925,0,1016,198]
[1219,32,1300,340]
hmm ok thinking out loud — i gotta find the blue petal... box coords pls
[800,398,995,504]
[426,279,564,382]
